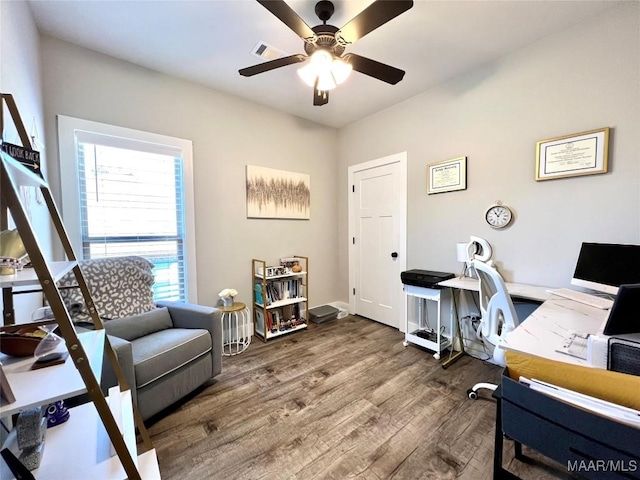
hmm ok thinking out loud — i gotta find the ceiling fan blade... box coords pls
[344,53,405,84]
[313,88,329,106]
[239,54,308,77]
[257,0,317,42]
[337,0,413,44]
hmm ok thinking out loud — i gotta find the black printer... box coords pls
[401,269,455,289]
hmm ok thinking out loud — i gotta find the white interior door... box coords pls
[349,153,406,329]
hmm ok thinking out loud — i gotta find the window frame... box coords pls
[56,115,198,303]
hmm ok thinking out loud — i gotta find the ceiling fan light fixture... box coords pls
[331,58,352,85]
[310,49,333,68]
[316,70,337,91]
[297,49,351,91]
[297,63,318,87]
[297,49,333,86]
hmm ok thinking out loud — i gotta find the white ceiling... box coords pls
[27,0,621,128]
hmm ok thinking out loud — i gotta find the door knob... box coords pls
[391,252,398,258]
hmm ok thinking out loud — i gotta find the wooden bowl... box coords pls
[0,333,43,357]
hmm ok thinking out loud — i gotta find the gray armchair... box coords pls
[58,257,222,420]
[99,301,222,420]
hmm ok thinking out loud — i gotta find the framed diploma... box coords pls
[535,127,609,181]
[427,156,467,194]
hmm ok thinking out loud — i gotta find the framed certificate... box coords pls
[427,156,467,194]
[535,128,609,181]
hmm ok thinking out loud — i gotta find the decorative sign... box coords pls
[0,142,42,178]
[535,128,609,181]
[427,156,467,194]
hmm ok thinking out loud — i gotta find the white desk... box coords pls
[439,276,610,367]
[492,296,636,478]
[437,276,553,365]
[442,279,637,477]
[438,275,552,303]
[501,297,608,367]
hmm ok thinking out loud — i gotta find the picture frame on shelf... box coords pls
[535,127,609,181]
[426,156,467,194]
[280,257,303,273]
[260,266,286,277]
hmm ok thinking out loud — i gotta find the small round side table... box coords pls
[219,301,251,356]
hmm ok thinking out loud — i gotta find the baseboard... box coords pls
[327,301,349,311]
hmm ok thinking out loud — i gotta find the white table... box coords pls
[402,284,452,360]
[438,275,552,303]
[439,276,610,367]
[219,302,251,356]
[500,296,608,366]
[436,275,553,367]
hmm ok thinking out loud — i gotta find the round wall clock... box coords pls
[485,202,513,229]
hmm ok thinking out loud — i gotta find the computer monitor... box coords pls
[603,284,640,335]
[571,243,640,295]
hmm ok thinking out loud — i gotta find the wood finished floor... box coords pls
[147,316,570,480]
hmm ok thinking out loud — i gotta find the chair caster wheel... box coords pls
[403,341,409,347]
[467,389,478,400]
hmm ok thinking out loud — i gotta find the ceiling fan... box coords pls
[239,0,414,106]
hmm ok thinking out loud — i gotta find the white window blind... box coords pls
[57,116,197,303]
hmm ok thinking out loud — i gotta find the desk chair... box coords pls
[467,259,519,399]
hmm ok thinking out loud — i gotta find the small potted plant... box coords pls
[218,288,238,307]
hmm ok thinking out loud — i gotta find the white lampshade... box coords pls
[456,242,468,263]
[297,50,352,91]
[316,71,337,91]
[331,59,352,85]
[297,63,317,87]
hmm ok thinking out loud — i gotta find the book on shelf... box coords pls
[283,304,294,322]
[255,310,264,333]
[254,283,264,305]
[263,279,301,303]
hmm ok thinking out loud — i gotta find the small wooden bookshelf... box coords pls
[251,256,309,342]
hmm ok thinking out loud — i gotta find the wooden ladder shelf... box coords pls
[0,93,158,479]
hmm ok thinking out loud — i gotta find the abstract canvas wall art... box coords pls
[246,165,310,219]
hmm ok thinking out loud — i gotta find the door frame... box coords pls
[348,152,407,330]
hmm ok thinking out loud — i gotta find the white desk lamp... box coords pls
[456,242,469,277]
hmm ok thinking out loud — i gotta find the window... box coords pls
[57,116,197,303]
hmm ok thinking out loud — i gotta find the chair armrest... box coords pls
[156,301,223,376]
[72,325,137,404]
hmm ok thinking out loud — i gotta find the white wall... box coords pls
[0,0,51,321]
[338,3,640,297]
[39,37,340,308]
